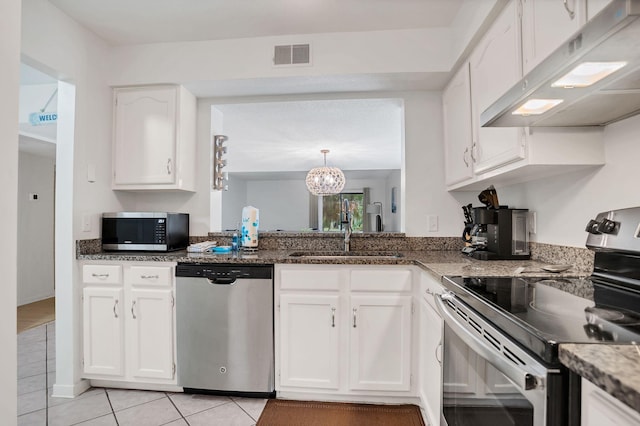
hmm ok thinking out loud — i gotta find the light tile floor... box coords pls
[18,322,267,425]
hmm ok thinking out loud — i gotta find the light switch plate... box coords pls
[427,215,438,232]
[82,214,91,232]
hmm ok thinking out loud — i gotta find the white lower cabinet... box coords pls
[82,262,176,385]
[279,294,340,390]
[276,264,415,399]
[128,288,174,380]
[349,295,412,391]
[419,271,444,426]
[82,286,125,376]
[581,378,640,426]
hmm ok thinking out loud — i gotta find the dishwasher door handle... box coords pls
[207,278,237,285]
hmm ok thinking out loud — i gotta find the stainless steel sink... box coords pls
[288,251,403,259]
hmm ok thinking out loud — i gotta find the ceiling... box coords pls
[215,98,403,172]
[49,0,465,46]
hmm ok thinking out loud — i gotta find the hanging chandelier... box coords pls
[305,149,346,196]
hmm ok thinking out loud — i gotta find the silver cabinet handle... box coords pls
[471,142,477,162]
[131,301,137,319]
[140,275,159,280]
[463,147,469,167]
[331,307,336,328]
[113,299,119,318]
[167,158,172,175]
[435,342,442,365]
[563,0,575,19]
[92,273,109,279]
[352,307,357,328]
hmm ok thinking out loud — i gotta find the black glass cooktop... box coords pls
[442,276,640,363]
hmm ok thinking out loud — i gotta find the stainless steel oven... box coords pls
[435,292,563,426]
[437,206,640,426]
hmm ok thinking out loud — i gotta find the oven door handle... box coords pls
[434,293,542,392]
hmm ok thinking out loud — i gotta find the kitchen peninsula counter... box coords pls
[78,237,640,411]
[560,344,640,414]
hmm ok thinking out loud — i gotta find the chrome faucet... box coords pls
[342,199,352,252]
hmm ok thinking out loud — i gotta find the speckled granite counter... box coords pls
[560,344,640,413]
[77,247,591,279]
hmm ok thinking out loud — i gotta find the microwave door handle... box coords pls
[434,294,542,392]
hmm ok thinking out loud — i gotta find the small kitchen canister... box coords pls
[241,206,259,248]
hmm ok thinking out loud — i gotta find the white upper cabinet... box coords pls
[443,63,474,186]
[443,0,605,191]
[469,0,525,175]
[521,0,586,75]
[112,85,196,191]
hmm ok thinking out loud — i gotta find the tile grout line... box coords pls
[231,398,260,423]
[165,392,191,426]
[104,388,120,426]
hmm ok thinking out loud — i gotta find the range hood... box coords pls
[482,0,640,127]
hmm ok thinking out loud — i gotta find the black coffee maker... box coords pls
[462,186,530,260]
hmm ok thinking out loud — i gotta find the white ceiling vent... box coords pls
[273,44,310,66]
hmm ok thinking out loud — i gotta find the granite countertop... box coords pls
[76,248,590,278]
[560,344,640,413]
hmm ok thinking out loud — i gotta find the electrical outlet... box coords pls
[427,215,438,232]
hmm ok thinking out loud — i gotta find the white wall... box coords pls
[246,180,311,231]
[21,0,122,398]
[0,0,20,420]
[221,175,248,231]
[18,151,55,305]
[109,28,453,87]
[402,91,475,235]
[498,114,640,248]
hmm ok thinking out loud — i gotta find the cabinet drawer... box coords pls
[350,269,412,292]
[279,268,343,291]
[83,265,122,284]
[127,266,174,287]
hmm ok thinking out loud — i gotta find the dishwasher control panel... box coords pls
[176,263,273,280]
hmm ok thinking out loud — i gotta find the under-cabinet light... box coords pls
[511,99,564,116]
[552,61,627,88]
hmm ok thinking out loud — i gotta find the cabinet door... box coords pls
[349,295,412,391]
[114,87,177,185]
[521,0,584,74]
[582,378,640,426]
[279,294,340,390]
[420,297,443,426]
[443,63,474,186]
[83,287,124,377]
[128,288,175,380]
[470,1,526,174]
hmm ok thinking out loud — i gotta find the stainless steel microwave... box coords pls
[102,212,189,252]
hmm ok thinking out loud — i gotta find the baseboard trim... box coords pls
[51,379,91,398]
[89,380,182,393]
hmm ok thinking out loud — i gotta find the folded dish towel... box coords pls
[187,241,217,252]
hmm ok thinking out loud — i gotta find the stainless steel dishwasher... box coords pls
[175,263,274,397]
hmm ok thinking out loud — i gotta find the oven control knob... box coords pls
[596,218,618,234]
[585,219,601,234]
